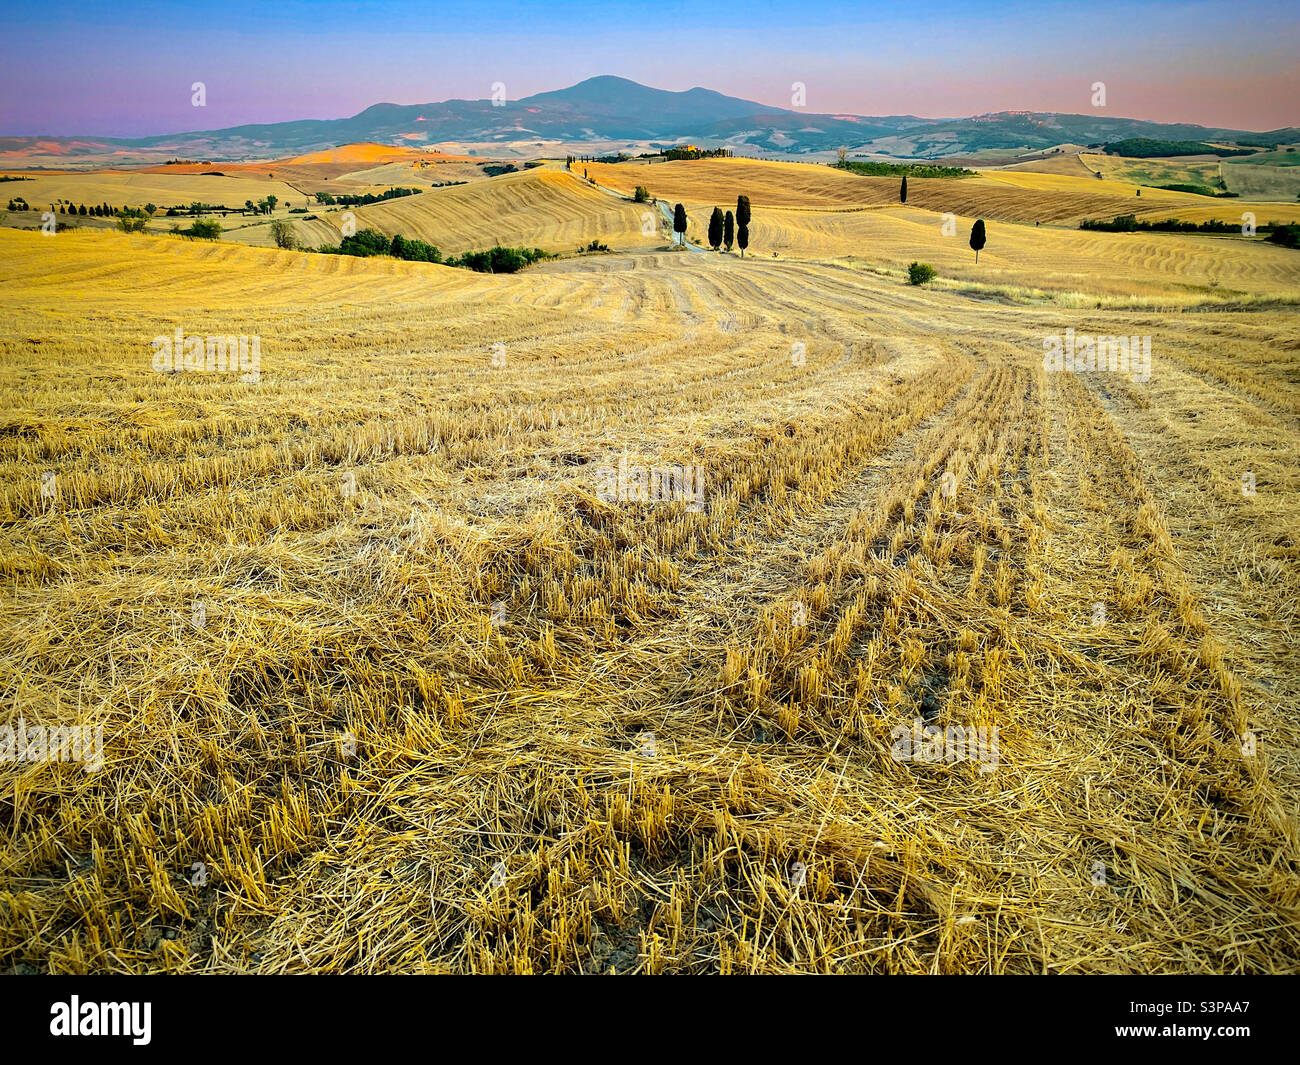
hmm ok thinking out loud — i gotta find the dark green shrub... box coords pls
[907,262,936,285]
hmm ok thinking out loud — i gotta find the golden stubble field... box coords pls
[1,147,497,251]
[588,157,1300,226]
[329,167,664,255]
[1,170,304,212]
[1,185,1298,974]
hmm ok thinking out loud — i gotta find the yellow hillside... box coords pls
[1080,152,1224,189]
[281,142,451,165]
[0,228,478,318]
[587,158,879,209]
[587,157,1300,227]
[221,214,344,250]
[1,170,302,211]
[731,205,1300,299]
[1000,152,1098,178]
[328,167,665,254]
[588,156,1191,223]
[330,159,492,186]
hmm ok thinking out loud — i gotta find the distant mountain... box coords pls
[520,75,789,131]
[3,76,1295,161]
[871,113,1300,159]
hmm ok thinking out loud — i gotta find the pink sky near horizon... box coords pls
[2,0,1297,137]
[9,65,1296,140]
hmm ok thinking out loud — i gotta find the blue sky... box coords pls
[2,0,1296,135]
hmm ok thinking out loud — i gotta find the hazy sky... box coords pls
[2,0,1297,136]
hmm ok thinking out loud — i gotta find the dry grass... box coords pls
[329,160,493,187]
[329,168,665,254]
[588,158,892,209]
[587,157,1186,223]
[1,224,1298,975]
[1,171,304,212]
[676,204,1300,302]
[1222,163,1300,202]
[0,147,499,239]
[589,157,1300,228]
[1082,151,1300,204]
[1083,153,1226,191]
[1001,153,1099,178]
[136,153,485,195]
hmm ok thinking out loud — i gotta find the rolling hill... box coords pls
[325,167,664,255]
[584,157,1300,226]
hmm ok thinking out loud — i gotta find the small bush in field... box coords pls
[907,261,936,285]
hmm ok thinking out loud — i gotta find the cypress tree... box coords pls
[708,207,724,250]
[673,203,688,246]
[970,219,986,263]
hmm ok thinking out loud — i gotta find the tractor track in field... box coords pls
[605,350,982,697]
[1067,364,1300,804]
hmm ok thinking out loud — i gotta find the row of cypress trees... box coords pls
[680,195,751,256]
[680,188,984,262]
[57,203,115,216]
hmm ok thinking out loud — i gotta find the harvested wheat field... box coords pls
[1,170,303,212]
[591,157,1300,229]
[329,167,663,255]
[330,159,494,187]
[587,158,895,209]
[587,157,1171,222]
[1001,152,1100,178]
[1,222,1298,975]
[709,206,1300,301]
[2,147,493,231]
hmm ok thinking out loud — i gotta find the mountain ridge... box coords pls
[3,76,1296,161]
